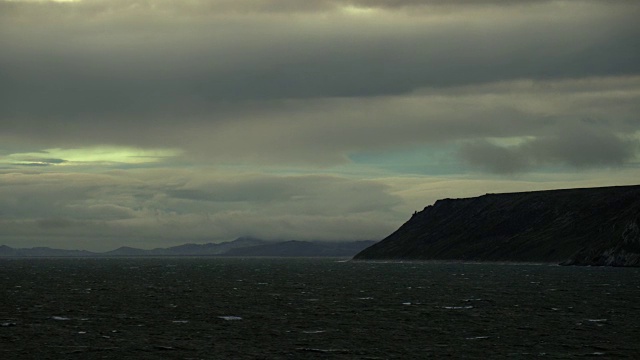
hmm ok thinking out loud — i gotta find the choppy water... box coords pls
[1,258,639,359]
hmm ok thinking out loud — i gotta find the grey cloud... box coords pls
[166,187,289,204]
[12,158,68,167]
[0,170,403,250]
[36,217,74,229]
[1,76,638,168]
[528,125,637,168]
[458,125,638,174]
[1,0,638,135]
[0,0,341,17]
[0,0,573,18]
[164,175,401,216]
[2,1,638,161]
[178,76,640,165]
[166,177,295,203]
[13,163,52,167]
[71,204,138,221]
[458,141,531,174]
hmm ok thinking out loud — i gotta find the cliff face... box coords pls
[353,185,640,266]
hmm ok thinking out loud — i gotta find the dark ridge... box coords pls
[353,185,640,266]
[0,245,96,257]
[0,238,375,258]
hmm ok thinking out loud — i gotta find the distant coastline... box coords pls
[0,239,375,258]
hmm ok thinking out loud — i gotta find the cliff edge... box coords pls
[353,185,640,266]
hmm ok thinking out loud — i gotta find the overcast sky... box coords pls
[1,0,639,251]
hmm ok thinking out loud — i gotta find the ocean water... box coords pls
[1,258,639,359]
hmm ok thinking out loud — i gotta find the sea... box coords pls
[1,257,639,359]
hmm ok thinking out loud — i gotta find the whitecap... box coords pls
[443,306,473,310]
[302,330,326,334]
[587,319,607,322]
[297,348,350,354]
[465,336,489,340]
[52,316,70,321]
[218,316,242,321]
[172,320,189,324]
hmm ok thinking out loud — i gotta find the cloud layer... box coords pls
[0,169,402,250]
[1,0,639,249]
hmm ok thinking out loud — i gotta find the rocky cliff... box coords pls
[353,185,640,266]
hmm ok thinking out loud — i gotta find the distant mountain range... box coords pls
[0,237,375,258]
[353,185,640,266]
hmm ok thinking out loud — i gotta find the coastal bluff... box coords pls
[353,185,640,266]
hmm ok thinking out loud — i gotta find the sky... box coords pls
[1,0,639,251]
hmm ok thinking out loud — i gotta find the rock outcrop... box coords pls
[353,185,640,266]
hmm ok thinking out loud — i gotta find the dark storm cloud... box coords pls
[458,124,638,174]
[529,125,637,168]
[458,141,531,174]
[1,0,638,136]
